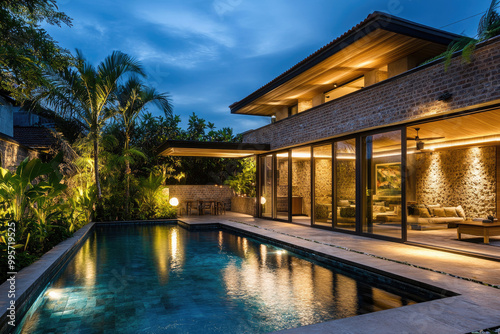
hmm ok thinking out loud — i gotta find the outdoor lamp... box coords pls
[260,196,266,205]
[169,197,179,207]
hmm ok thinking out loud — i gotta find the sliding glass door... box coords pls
[334,139,357,231]
[313,144,332,227]
[291,147,311,224]
[260,155,273,218]
[362,130,404,239]
[276,152,289,220]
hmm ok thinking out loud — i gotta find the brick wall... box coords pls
[242,36,500,149]
[0,137,38,171]
[168,185,235,211]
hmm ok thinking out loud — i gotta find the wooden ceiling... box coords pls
[372,109,500,152]
[233,29,447,116]
[408,109,500,149]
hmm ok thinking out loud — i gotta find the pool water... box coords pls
[18,224,443,333]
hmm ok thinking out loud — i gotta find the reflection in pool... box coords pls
[18,224,443,333]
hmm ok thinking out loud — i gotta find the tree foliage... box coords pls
[423,0,500,70]
[0,0,72,100]
[38,49,145,198]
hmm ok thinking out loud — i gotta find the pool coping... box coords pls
[1,219,499,333]
[0,222,95,333]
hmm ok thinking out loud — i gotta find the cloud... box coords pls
[132,41,219,69]
[137,8,234,48]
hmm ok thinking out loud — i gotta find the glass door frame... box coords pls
[257,125,408,242]
[358,126,407,242]
[331,136,358,234]
[311,142,333,228]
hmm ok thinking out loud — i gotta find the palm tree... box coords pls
[478,0,500,39]
[113,76,172,217]
[39,49,145,199]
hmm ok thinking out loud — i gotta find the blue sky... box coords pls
[46,0,492,134]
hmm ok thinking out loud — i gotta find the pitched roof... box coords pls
[229,11,462,114]
[13,126,56,151]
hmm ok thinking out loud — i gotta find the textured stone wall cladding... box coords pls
[242,37,500,149]
[315,159,332,197]
[414,147,496,218]
[292,160,311,214]
[337,160,356,201]
[231,197,257,216]
[0,138,38,171]
[168,185,235,210]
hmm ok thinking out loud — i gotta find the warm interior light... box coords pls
[169,197,179,207]
[260,196,267,205]
[356,60,373,68]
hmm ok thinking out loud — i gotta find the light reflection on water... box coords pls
[17,225,438,334]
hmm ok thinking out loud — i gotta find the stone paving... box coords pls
[181,212,500,333]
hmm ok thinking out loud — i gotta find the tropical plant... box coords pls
[134,173,175,219]
[113,76,172,217]
[39,49,145,200]
[224,157,256,197]
[424,0,500,70]
[0,153,67,256]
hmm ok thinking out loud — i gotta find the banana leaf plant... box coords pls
[0,153,66,249]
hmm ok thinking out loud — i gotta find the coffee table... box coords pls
[457,221,500,244]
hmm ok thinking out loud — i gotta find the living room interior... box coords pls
[404,108,500,255]
[265,107,500,257]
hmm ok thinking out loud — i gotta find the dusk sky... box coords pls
[46,0,492,135]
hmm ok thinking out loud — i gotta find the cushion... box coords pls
[427,204,441,209]
[432,207,446,217]
[456,205,466,218]
[374,201,385,206]
[394,205,402,216]
[338,200,350,207]
[340,207,356,218]
[418,208,431,218]
[373,205,386,213]
[444,207,459,217]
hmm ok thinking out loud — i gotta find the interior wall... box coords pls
[292,159,311,215]
[315,159,332,197]
[337,160,356,201]
[414,146,497,218]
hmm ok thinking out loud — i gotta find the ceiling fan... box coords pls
[407,128,444,150]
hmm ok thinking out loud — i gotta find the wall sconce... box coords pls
[438,91,453,102]
[260,196,267,205]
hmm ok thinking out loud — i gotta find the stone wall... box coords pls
[292,159,311,215]
[0,137,38,171]
[414,146,497,218]
[231,197,257,216]
[315,159,332,197]
[337,160,356,201]
[242,37,500,150]
[168,185,235,211]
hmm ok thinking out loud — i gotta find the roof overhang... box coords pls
[157,140,270,158]
[229,11,464,116]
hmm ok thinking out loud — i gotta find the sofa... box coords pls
[406,204,465,230]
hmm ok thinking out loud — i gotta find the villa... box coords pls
[162,12,500,254]
[4,10,500,334]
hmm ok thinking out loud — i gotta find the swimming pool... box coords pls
[16,224,446,333]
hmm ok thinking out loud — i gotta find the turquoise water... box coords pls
[17,224,443,333]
